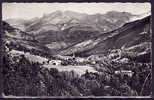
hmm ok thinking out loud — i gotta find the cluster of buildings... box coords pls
[43,54,101,66]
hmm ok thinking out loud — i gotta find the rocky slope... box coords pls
[59,16,151,58]
[5,11,135,51]
[4,11,151,59]
[2,21,52,56]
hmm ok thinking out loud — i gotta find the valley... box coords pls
[2,9,152,96]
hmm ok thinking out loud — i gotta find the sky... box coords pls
[2,3,151,20]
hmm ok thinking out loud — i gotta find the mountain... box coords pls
[5,18,39,31]
[5,11,135,51]
[59,15,151,57]
[5,18,27,31]
[2,21,52,56]
[5,11,135,33]
[4,11,150,58]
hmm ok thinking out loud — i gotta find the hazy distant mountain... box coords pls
[5,18,27,31]
[4,11,150,56]
[6,11,135,32]
[5,11,136,50]
[2,21,51,55]
[5,17,40,31]
[59,16,151,57]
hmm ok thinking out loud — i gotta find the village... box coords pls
[39,48,134,77]
[2,3,151,96]
[7,43,135,77]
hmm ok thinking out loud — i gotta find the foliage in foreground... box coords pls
[3,51,152,96]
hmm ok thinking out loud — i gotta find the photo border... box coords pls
[0,0,153,99]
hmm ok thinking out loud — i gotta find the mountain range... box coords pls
[59,16,151,57]
[3,11,151,57]
[5,11,136,49]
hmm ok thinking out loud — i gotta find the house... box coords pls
[115,70,134,77]
[49,60,62,65]
[75,57,86,63]
[54,55,73,60]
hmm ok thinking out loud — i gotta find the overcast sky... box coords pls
[2,3,151,20]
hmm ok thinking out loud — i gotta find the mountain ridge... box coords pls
[3,11,151,57]
[59,15,151,57]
